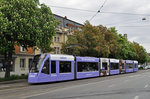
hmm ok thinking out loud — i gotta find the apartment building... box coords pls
[35,14,83,55]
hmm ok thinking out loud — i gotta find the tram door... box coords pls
[38,57,50,82]
[50,61,57,81]
[101,62,109,76]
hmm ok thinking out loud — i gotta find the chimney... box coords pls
[124,34,127,39]
[64,16,67,19]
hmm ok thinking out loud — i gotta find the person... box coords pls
[107,65,110,75]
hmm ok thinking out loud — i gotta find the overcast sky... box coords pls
[39,0,150,53]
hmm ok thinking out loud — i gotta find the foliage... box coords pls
[62,21,105,57]
[0,74,28,82]
[133,42,149,64]
[62,21,149,64]
[0,0,58,77]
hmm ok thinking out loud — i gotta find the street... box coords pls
[0,70,150,99]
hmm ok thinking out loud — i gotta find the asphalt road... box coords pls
[0,70,150,99]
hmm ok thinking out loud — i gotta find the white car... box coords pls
[144,66,150,69]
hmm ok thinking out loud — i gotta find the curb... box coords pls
[0,79,27,85]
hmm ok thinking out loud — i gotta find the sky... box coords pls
[39,0,150,53]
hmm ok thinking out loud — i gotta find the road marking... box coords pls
[134,96,139,99]
[144,84,148,88]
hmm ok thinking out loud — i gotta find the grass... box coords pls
[0,74,28,82]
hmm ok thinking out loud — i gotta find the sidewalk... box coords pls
[0,79,27,84]
[0,79,28,90]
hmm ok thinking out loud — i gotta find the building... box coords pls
[35,14,83,55]
[50,14,83,54]
[0,46,34,77]
[0,14,83,77]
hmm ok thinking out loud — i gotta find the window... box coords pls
[54,37,57,42]
[0,61,4,72]
[28,58,33,69]
[30,54,46,73]
[54,47,60,54]
[77,62,98,72]
[102,63,107,70]
[54,36,60,42]
[126,63,133,69]
[122,63,125,69]
[135,64,138,68]
[41,59,49,74]
[51,61,56,73]
[59,61,71,73]
[20,59,25,68]
[110,63,119,70]
[20,46,25,52]
[57,37,60,42]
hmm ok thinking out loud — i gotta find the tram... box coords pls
[28,54,138,83]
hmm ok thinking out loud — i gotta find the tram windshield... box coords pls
[29,54,46,73]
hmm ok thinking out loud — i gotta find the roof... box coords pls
[53,14,84,26]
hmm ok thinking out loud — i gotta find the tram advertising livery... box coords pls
[28,54,139,83]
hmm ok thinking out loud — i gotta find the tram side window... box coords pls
[126,63,133,69]
[77,62,98,72]
[51,61,56,73]
[135,64,138,68]
[102,63,107,70]
[110,63,119,70]
[122,63,125,69]
[41,59,49,74]
[59,61,71,73]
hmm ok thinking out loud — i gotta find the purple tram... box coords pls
[28,54,75,83]
[100,58,109,76]
[119,60,126,74]
[133,61,138,72]
[109,59,120,75]
[76,56,99,79]
[125,60,134,73]
[28,54,139,83]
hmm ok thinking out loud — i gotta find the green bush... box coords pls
[0,74,28,82]
[138,67,143,70]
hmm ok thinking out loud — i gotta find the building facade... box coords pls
[52,14,83,54]
[35,14,83,55]
[0,46,34,77]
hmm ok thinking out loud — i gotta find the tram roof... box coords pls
[50,54,74,61]
[100,58,109,62]
[125,60,134,63]
[109,59,119,63]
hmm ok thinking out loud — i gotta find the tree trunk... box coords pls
[5,51,12,78]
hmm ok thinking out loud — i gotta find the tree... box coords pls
[0,0,58,78]
[133,42,149,64]
[62,21,106,57]
[62,21,149,64]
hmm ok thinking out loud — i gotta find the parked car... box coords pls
[144,65,150,70]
